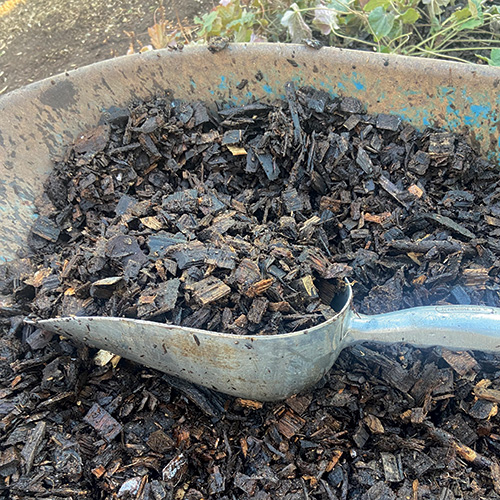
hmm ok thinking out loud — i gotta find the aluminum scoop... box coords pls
[34,283,500,401]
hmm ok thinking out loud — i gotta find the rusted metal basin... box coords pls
[1,43,500,261]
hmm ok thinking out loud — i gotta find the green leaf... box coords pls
[363,0,390,13]
[234,25,253,42]
[458,0,483,29]
[368,6,395,41]
[327,0,351,14]
[475,49,500,66]
[452,6,472,22]
[489,48,500,66]
[468,0,483,19]
[194,11,220,37]
[226,10,256,30]
[399,7,419,24]
[217,1,242,27]
[460,17,483,30]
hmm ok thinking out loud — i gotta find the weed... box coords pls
[278,0,500,65]
[194,0,276,43]
[135,0,500,66]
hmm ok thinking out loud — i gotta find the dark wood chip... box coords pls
[83,403,122,442]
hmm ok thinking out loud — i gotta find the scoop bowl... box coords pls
[35,283,500,401]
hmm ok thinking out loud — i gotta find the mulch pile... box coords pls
[1,83,500,498]
[5,83,500,331]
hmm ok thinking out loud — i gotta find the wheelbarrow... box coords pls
[1,44,500,401]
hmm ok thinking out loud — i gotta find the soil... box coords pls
[0,0,214,94]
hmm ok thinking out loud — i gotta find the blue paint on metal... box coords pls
[464,116,474,126]
[262,84,273,94]
[394,107,411,123]
[351,72,366,91]
[438,86,455,98]
[337,82,346,91]
[446,106,461,130]
[218,76,228,90]
[446,104,457,117]
[209,89,215,95]
[471,104,491,118]
[190,78,197,89]
[318,80,338,98]
[435,85,462,129]
[464,104,492,127]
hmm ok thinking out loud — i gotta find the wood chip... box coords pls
[21,421,46,473]
[381,452,404,482]
[235,399,264,410]
[277,410,305,439]
[474,380,500,404]
[186,276,231,306]
[441,349,479,378]
[83,403,122,442]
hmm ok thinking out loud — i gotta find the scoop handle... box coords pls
[346,305,500,352]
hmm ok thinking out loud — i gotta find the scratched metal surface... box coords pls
[1,43,499,261]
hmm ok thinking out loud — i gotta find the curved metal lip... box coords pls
[3,42,498,101]
[38,283,353,342]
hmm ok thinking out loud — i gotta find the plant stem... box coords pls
[433,45,500,52]
[413,47,474,64]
